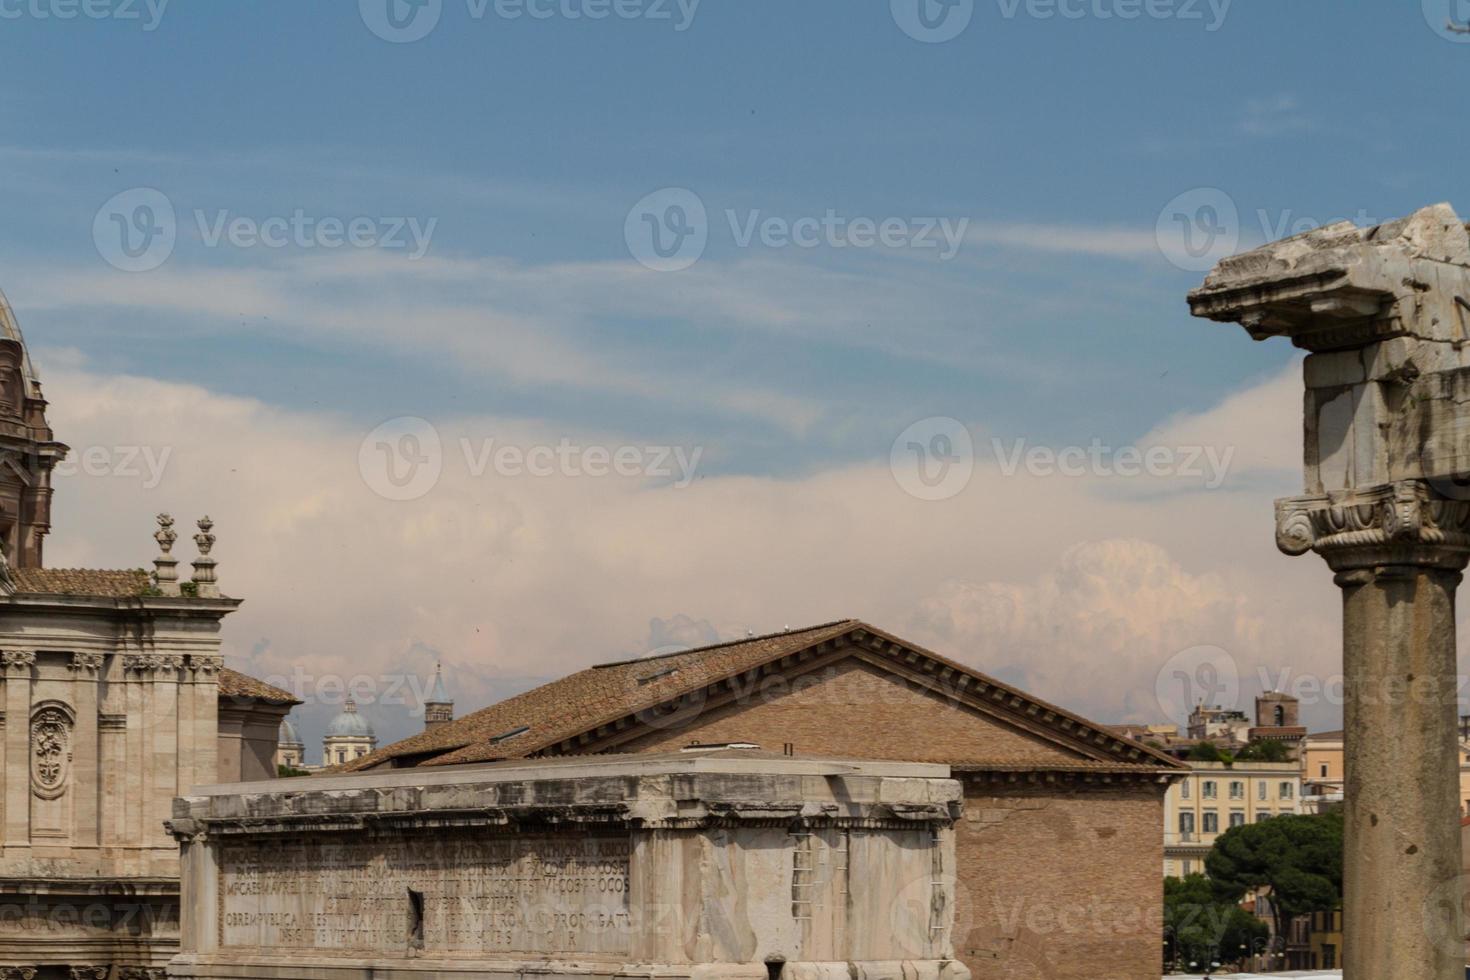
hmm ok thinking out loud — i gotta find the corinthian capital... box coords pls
[1276,480,1470,572]
[1,968,37,980]
[1,651,35,674]
[68,652,104,675]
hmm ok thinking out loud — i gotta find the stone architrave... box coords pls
[166,753,968,980]
[1188,203,1470,980]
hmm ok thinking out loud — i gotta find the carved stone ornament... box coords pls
[1275,480,1470,572]
[1,650,35,674]
[68,968,108,980]
[122,654,167,676]
[30,704,73,800]
[68,652,104,675]
[0,968,37,980]
[118,969,167,980]
[189,654,223,678]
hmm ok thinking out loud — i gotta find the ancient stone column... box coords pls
[1188,204,1470,980]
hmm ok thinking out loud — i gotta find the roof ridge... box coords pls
[592,619,859,669]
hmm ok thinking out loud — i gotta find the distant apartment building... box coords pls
[1163,760,1304,876]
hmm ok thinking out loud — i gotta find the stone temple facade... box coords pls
[0,292,299,980]
[343,620,1187,980]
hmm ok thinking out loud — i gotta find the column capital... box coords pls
[121,654,180,678]
[187,654,223,679]
[67,652,104,676]
[68,967,108,980]
[1276,480,1470,573]
[0,969,37,980]
[0,651,35,675]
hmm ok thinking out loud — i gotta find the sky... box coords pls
[2,0,1467,761]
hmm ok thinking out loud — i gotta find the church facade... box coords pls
[0,292,297,980]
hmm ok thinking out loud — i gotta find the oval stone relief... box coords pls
[30,706,72,800]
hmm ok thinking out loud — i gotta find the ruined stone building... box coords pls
[0,293,299,980]
[343,619,1186,980]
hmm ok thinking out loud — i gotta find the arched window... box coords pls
[1274,705,1285,726]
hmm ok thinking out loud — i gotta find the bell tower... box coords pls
[0,289,67,568]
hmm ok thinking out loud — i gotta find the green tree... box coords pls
[1188,740,1233,765]
[277,764,311,778]
[1164,874,1268,969]
[1234,739,1290,762]
[1205,809,1343,940]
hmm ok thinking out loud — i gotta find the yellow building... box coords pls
[1163,760,1303,877]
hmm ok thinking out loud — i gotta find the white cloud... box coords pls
[34,355,1370,755]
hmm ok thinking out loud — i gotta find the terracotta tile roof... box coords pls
[342,620,1184,774]
[218,668,301,705]
[340,620,859,772]
[11,567,151,597]
[950,759,1178,775]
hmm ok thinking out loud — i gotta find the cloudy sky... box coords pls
[2,2,1466,760]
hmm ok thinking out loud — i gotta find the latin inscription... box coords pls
[219,835,631,955]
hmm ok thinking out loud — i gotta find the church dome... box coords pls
[0,287,45,401]
[278,717,302,748]
[325,698,374,739]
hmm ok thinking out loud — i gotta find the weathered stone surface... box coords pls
[167,752,969,980]
[1190,202,1470,980]
[1190,203,1470,495]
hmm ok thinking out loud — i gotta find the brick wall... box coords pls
[619,659,1088,764]
[614,657,1167,980]
[958,781,1165,980]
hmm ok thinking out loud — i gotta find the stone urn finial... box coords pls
[151,513,181,597]
[189,516,219,598]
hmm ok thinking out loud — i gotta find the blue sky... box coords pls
[8,1,1453,469]
[2,0,1464,751]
